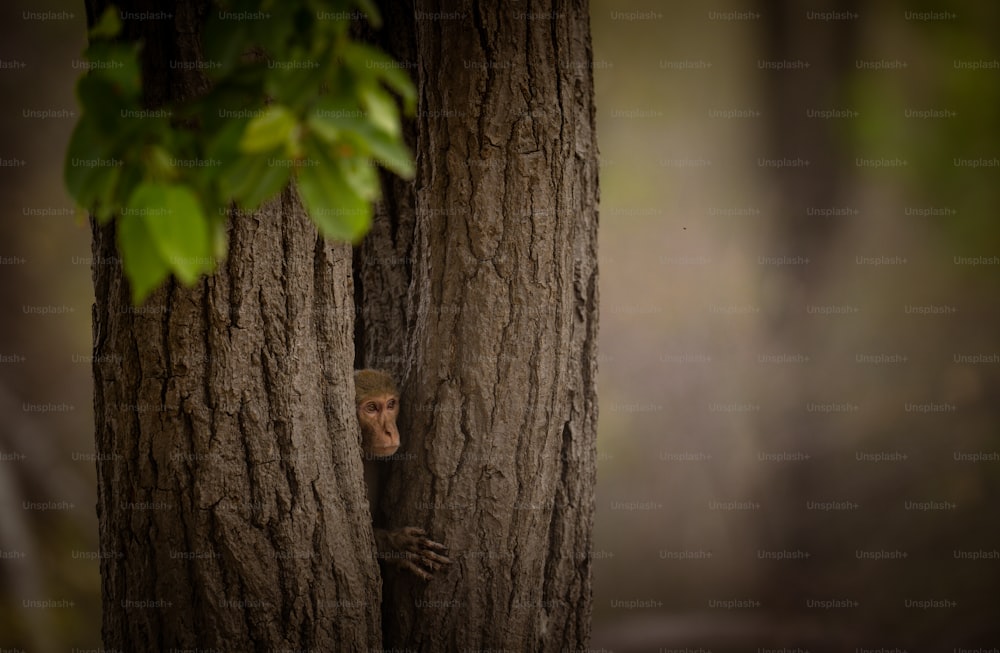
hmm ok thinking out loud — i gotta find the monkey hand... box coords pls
[375,526,451,581]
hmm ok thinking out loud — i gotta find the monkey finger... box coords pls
[421,538,449,553]
[420,549,451,566]
[418,559,443,574]
[418,552,447,567]
[402,560,433,581]
[418,558,447,574]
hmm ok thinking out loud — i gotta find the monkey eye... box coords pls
[364,403,378,413]
[387,398,397,409]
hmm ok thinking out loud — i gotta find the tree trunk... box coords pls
[754,0,859,611]
[358,1,600,649]
[87,1,380,649]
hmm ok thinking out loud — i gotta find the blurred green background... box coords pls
[1,0,998,650]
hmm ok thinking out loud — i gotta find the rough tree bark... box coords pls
[358,1,600,649]
[87,0,598,648]
[87,1,380,649]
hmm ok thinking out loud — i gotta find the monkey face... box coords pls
[358,393,401,458]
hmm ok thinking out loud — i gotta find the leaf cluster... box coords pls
[65,0,416,302]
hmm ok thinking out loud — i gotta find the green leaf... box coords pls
[306,113,341,143]
[85,42,142,101]
[126,183,212,285]
[308,100,415,178]
[64,118,107,207]
[219,154,266,203]
[118,210,170,303]
[202,13,250,78]
[360,85,400,136]
[248,2,298,55]
[339,156,379,201]
[266,62,322,110]
[218,153,292,210]
[145,145,176,181]
[242,158,293,210]
[349,128,415,178]
[240,105,297,152]
[297,142,371,241]
[206,117,249,161]
[64,117,129,220]
[309,96,366,135]
[342,42,416,113]
[76,74,132,134]
[89,6,122,40]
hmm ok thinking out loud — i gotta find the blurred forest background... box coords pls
[1,0,998,650]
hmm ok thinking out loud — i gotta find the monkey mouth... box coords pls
[372,446,400,458]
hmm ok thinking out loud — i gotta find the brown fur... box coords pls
[354,369,398,406]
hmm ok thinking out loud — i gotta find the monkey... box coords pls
[354,369,451,581]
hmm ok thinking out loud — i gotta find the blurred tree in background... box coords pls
[0,0,96,649]
[590,0,1000,649]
